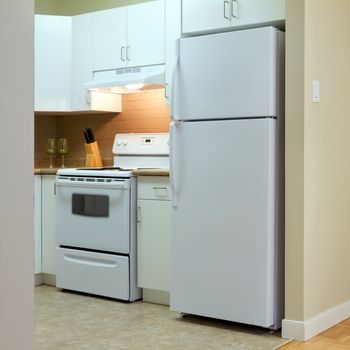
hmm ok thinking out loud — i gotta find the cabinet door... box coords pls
[165,0,181,105]
[41,175,56,275]
[91,7,127,71]
[34,176,42,274]
[35,15,72,111]
[71,13,93,111]
[126,0,165,67]
[230,0,285,28]
[182,0,232,35]
[137,199,171,292]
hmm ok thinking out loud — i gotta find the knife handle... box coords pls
[84,131,90,144]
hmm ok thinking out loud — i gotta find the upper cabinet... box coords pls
[126,0,165,67]
[35,0,165,112]
[91,8,127,71]
[165,0,181,105]
[35,15,72,112]
[182,0,285,35]
[71,12,93,110]
[91,0,165,72]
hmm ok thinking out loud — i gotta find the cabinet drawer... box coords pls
[56,247,129,300]
[137,176,171,200]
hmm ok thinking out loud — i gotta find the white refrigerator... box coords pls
[169,27,285,329]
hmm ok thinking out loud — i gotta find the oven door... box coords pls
[56,176,131,253]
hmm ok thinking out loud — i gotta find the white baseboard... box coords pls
[142,289,170,306]
[42,273,56,286]
[34,273,43,286]
[282,299,350,341]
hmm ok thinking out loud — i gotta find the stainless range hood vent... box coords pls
[85,64,165,94]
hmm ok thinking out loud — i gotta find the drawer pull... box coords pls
[64,254,117,268]
[152,186,167,190]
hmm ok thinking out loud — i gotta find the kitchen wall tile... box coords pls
[34,90,170,167]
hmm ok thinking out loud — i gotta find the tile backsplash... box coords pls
[35,89,170,168]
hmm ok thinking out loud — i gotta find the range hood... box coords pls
[85,64,165,94]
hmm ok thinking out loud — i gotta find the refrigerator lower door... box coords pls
[170,118,277,328]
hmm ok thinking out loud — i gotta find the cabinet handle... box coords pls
[165,83,169,100]
[121,46,126,61]
[231,0,239,19]
[223,1,230,20]
[152,186,167,190]
[85,90,91,105]
[126,46,131,61]
[137,206,141,223]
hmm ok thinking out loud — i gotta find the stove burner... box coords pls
[76,167,134,171]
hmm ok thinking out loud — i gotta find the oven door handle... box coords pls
[64,254,118,268]
[56,178,130,190]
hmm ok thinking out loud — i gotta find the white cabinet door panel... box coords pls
[35,15,72,111]
[91,7,127,71]
[137,199,171,292]
[34,176,42,274]
[41,175,56,275]
[182,0,285,35]
[231,0,285,28]
[127,0,165,67]
[71,13,93,111]
[182,0,231,35]
[165,0,181,105]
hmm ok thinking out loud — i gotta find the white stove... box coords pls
[55,133,169,301]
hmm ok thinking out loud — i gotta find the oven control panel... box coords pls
[113,133,169,156]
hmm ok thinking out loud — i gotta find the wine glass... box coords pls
[57,138,68,168]
[46,138,55,168]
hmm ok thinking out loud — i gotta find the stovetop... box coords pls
[57,167,135,178]
[76,167,134,171]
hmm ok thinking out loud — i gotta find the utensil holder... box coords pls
[85,142,103,167]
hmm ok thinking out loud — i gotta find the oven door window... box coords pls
[72,194,109,217]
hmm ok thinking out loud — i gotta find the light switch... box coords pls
[312,80,320,103]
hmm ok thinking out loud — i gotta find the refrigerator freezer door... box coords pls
[172,27,280,121]
[170,118,277,327]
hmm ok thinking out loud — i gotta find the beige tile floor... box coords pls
[35,286,288,350]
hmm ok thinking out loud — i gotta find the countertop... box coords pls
[35,168,170,176]
[35,168,58,175]
[132,169,170,176]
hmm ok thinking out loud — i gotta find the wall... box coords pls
[284,0,350,341]
[0,0,34,349]
[303,0,350,319]
[35,0,153,15]
[35,89,170,167]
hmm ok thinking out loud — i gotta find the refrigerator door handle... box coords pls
[169,122,178,207]
[170,39,180,123]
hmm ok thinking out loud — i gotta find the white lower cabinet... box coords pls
[34,175,42,275]
[137,176,171,301]
[41,175,56,276]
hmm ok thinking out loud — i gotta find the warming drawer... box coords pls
[56,247,130,300]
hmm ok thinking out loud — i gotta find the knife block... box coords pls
[85,142,103,167]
